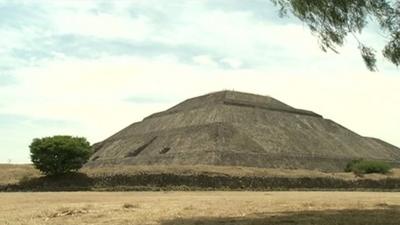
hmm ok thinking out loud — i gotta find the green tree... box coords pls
[30,135,91,176]
[345,159,392,174]
[271,0,400,71]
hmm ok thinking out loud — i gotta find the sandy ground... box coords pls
[1,191,400,225]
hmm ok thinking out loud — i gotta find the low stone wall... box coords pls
[2,172,400,192]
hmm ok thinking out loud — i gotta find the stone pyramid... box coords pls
[86,91,400,171]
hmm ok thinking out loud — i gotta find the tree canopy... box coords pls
[271,0,400,71]
[30,135,91,176]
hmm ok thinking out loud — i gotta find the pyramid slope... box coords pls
[86,91,400,171]
[145,91,321,119]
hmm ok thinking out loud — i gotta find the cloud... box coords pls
[0,74,17,86]
[0,0,324,72]
[1,0,382,76]
[192,55,219,67]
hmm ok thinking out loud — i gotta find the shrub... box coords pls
[345,159,392,175]
[344,159,363,173]
[30,135,91,176]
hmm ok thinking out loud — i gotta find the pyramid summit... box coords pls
[86,91,400,171]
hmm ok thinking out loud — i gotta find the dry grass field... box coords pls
[3,163,400,185]
[1,191,400,225]
[1,165,400,224]
[0,164,40,185]
[2,164,400,191]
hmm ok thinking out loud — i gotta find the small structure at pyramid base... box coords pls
[85,91,400,172]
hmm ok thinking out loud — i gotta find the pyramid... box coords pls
[86,91,400,171]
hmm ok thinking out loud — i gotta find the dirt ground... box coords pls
[1,191,400,225]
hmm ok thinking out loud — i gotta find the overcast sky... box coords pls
[1,0,399,163]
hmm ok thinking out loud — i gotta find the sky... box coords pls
[0,0,399,163]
